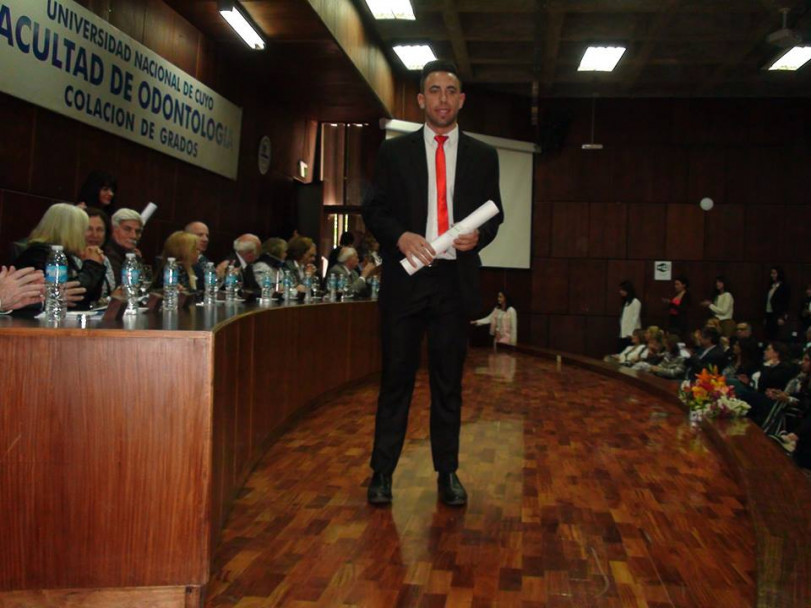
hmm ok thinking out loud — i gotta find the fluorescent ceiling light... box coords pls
[219,2,265,50]
[393,45,437,70]
[365,0,415,20]
[578,46,626,72]
[768,46,811,71]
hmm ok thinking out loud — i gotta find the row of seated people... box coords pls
[606,322,811,473]
[2,203,382,315]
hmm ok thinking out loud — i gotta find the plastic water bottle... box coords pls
[163,257,179,311]
[224,265,239,302]
[303,275,313,303]
[260,273,273,303]
[370,276,380,300]
[282,270,293,303]
[44,245,68,322]
[204,262,218,306]
[338,274,348,300]
[327,273,338,301]
[121,253,141,315]
[274,268,282,295]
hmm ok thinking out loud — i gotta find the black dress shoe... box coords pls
[367,472,393,505]
[437,472,467,506]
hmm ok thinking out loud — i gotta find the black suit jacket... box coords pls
[362,128,503,316]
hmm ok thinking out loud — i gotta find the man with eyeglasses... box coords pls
[105,208,143,285]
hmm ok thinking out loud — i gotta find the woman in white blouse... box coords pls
[701,275,735,337]
[618,281,641,351]
[472,291,517,346]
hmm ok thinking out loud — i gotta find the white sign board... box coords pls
[654,261,672,281]
[0,0,242,180]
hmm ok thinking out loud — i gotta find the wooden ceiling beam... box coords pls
[622,0,681,91]
[441,0,473,80]
[542,9,565,86]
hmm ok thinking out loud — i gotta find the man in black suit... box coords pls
[687,327,727,380]
[362,60,503,506]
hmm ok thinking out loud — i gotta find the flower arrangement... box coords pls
[678,367,751,419]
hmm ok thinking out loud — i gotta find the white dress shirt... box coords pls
[424,124,459,260]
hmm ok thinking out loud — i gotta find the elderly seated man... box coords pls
[104,208,143,283]
[223,234,275,293]
[327,247,376,298]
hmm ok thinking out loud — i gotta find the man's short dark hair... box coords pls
[420,60,462,92]
[701,327,720,345]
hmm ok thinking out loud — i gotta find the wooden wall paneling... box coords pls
[212,320,239,539]
[721,263,767,327]
[626,203,666,260]
[531,202,552,258]
[528,313,549,347]
[599,99,674,145]
[107,0,147,43]
[704,204,744,261]
[785,146,811,206]
[114,140,149,210]
[665,204,705,261]
[0,333,211,589]
[0,93,34,193]
[548,315,586,354]
[234,317,256,485]
[672,100,747,146]
[551,202,588,258]
[743,204,788,263]
[588,202,627,259]
[568,259,607,315]
[725,147,788,207]
[0,192,54,265]
[195,35,219,88]
[76,128,119,198]
[531,258,570,314]
[170,9,202,76]
[610,147,649,203]
[174,164,221,232]
[585,316,620,358]
[30,110,79,201]
[535,147,582,202]
[144,0,179,63]
[744,99,803,146]
[605,260,646,311]
[687,146,726,207]
[503,269,533,320]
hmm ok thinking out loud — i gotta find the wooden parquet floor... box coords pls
[205,349,755,608]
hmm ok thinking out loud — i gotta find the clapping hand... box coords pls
[0,266,45,310]
[64,281,87,307]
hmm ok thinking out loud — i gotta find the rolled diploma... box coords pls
[401,200,499,276]
[140,202,158,224]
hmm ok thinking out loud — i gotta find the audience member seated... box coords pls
[606,328,646,365]
[686,327,727,380]
[223,234,269,293]
[327,231,354,274]
[285,236,318,289]
[631,335,664,372]
[784,415,811,470]
[648,334,687,380]
[13,203,106,309]
[359,232,382,269]
[760,349,811,437]
[185,221,215,286]
[105,208,143,284]
[76,170,117,210]
[0,266,44,312]
[85,207,115,298]
[472,291,517,346]
[153,231,199,293]
[262,238,288,270]
[738,341,798,427]
[327,247,376,298]
[723,337,761,385]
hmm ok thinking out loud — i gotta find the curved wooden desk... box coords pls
[0,300,380,607]
[513,344,811,608]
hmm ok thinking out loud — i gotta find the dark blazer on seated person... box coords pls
[13,242,106,310]
[687,344,728,380]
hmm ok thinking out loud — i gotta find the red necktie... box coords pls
[435,135,449,235]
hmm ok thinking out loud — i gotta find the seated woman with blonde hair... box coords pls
[154,231,198,292]
[13,203,106,309]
